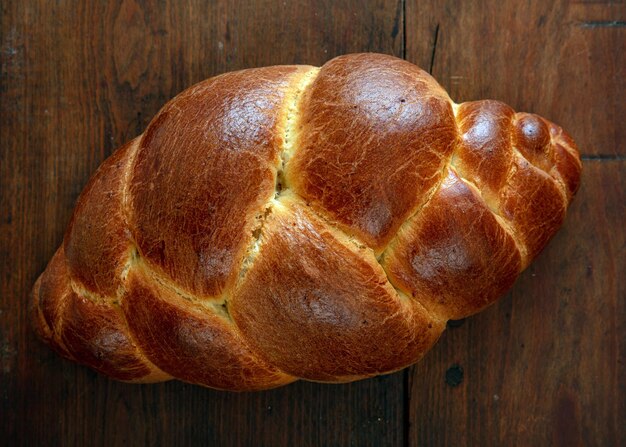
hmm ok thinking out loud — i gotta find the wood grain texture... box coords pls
[407,0,625,157]
[1,0,623,445]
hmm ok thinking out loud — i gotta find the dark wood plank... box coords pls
[1,0,405,445]
[407,0,625,156]
[406,3,625,444]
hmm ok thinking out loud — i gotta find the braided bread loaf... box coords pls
[31,53,582,390]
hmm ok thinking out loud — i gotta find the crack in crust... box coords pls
[276,68,320,196]
[237,67,321,284]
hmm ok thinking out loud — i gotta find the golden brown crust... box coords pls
[231,195,444,381]
[31,249,73,360]
[123,266,295,390]
[381,170,522,320]
[33,247,168,382]
[288,54,457,250]
[453,100,517,206]
[548,122,583,198]
[30,53,582,390]
[499,157,566,261]
[64,138,138,297]
[129,66,310,297]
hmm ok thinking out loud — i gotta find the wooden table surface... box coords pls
[1,1,624,445]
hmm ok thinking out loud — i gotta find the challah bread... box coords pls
[31,53,582,390]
